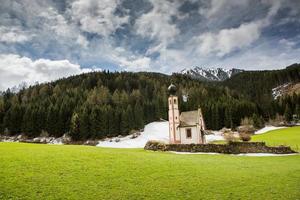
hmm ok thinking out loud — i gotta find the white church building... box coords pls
[168,84,206,144]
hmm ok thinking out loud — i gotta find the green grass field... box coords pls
[0,127,300,200]
[212,126,300,151]
[252,126,300,151]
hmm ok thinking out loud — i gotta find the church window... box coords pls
[174,99,177,104]
[186,129,192,139]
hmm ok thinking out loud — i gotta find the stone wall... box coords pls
[144,141,296,154]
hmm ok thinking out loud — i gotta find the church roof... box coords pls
[168,83,177,95]
[179,110,199,127]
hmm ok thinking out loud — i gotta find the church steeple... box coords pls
[168,84,181,144]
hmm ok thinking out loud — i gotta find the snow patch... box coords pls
[254,126,287,135]
[205,131,224,142]
[180,67,244,81]
[97,121,169,148]
[272,83,291,100]
[49,138,63,145]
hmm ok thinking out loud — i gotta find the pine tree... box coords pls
[284,104,293,122]
[224,106,232,128]
[70,112,80,141]
[212,104,219,130]
[120,106,132,135]
[295,104,300,120]
[0,98,4,133]
[46,105,59,137]
[79,104,90,139]
[89,106,105,139]
[134,102,144,129]
[252,113,263,128]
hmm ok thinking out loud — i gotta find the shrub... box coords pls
[40,130,49,137]
[239,132,251,142]
[237,125,255,134]
[241,117,254,126]
[4,128,10,136]
[268,114,285,126]
[224,131,237,143]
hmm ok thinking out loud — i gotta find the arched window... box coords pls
[174,99,177,104]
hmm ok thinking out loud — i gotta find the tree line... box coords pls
[0,67,300,141]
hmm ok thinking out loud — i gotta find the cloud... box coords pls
[71,0,129,37]
[135,0,181,54]
[200,0,249,18]
[194,21,263,56]
[193,0,282,57]
[279,39,296,48]
[0,54,101,91]
[218,42,300,69]
[0,0,299,80]
[0,26,31,43]
[37,6,89,48]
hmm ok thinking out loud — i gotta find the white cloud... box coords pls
[218,44,300,70]
[71,0,128,37]
[118,56,151,71]
[0,54,101,91]
[107,47,151,71]
[37,7,89,48]
[194,21,263,56]
[279,39,296,48]
[0,0,298,76]
[200,0,249,18]
[135,0,181,54]
[0,26,31,43]
[193,0,282,57]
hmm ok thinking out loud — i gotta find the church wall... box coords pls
[179,127,199,144]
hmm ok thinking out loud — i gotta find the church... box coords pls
[168,84,206,144]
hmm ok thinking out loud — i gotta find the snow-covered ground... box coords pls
[97,122,290,148]
[97,121,169,148]
[254,126,287,134]
[205,131,224,142]
[272,83,291,100]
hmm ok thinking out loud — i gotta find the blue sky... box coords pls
[0,0,300,90]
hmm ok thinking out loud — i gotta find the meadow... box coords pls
[252,126,300,151]
[0,127,299,200]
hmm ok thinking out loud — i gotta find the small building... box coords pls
[168,84,206,144]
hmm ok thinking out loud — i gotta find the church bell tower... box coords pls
[168,84,180,144]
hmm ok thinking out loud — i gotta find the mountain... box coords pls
[180,67,244,81]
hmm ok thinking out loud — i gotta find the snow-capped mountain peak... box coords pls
[180,67,244,81]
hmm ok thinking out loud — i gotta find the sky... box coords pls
[0,0,300,91]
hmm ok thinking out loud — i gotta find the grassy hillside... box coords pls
[252,126,300,151]
[0,142,299,200]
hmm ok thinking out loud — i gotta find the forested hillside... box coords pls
[223,63,300,117]
[0,65,300,141]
